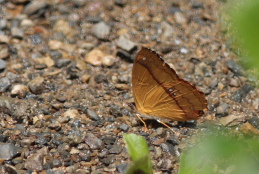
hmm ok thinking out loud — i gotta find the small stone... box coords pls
[48,40,63,50]
[63,109,80,119]
[52,159,62,167]
[24,152,44,172]
[180,47,188,54]
[216,103,229,116]
[229,78,240,87]
[247,117,259,129]
[49,50,62,59]
[114,84,130,90]
[55,58,71,68]
[0,19,7,30]
[109,105,122,117]
[85,133,103,150]
[48,120,61,130]
[92,22,110,40]
[28,76,45,94]
[23,1,48,16]
[109,145,123,154]
[174,12,187,25]
[226,60,244,76]
[0,44,10,59]
[85,109,101,121]
[0,59,6,70]
[240,122,259,135]
[11,27,24,39]
[116,163,128,173]
[33,56,55,68]
[0,143,18,160]
[161,142,175,155]
[0,35,10,44]
[76,60,88,70]
[20,19,34,27]
[116,35,136,52]
[218,114,245,126]
[94,74,108,84]
[11,84,29,98]
[81,74,91,83]
[232,84,253,103]
[0,77,11,92]
[102,55,116,67]
[85,49,105,66]
[119,123,129,131]
[0,96,13,115]
[29,34,42,45]
[116,49,134,62]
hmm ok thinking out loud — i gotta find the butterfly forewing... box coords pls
[132,47,207,121]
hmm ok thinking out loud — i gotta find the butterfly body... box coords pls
[132,47,207,122]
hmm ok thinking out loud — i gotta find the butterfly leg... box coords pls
[156,119,179,135]
[136,113,149,132]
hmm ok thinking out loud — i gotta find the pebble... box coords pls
[226,60,244,76]
[0,77,11,92]
[218,114,245,126]
[115,84,130,90]
[11,84,29,98]
[161,142,175,155]
[94,74,108,84]
[0,59,6,70]
[109,145,123,154]
[240,122,259,135]
[11,27,24,39]
[232,84,253,103]
[216,103,229,116]
[23,1,48,16]
[20,19,34,27]
[160,22,174,39]
[102,55,116,67]
[85,49,105,66]
[247,117,259,129]
[53,20,73,37]
[109,105,122,117]
[33,56,55,68]
[116,163,128,173]
[0,19,7,29]
[0,35,10,44]
[92,22,110,40]
[116,49,134,62]
[85,133,103,150]
[55,58,71,68]
[0,96,13,115]
[0,143,18,160]
[0,44,10,59]
[85,109,101,121]
[28,76,45,94]
[116,35,136,52]
[29,34,42,45]
[174,12,187,25]
[119,123,129,131]
[24,151,45,171]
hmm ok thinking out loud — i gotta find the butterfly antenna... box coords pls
[156,120,178,135]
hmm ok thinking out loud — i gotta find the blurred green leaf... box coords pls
[224,0,259,74]
[178,127,259,174]
[123,134,152,174]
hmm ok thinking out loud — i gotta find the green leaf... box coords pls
[123,134,152,174]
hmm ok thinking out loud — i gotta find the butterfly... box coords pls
[132,47,207,130]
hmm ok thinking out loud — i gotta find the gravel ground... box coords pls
[0,0,259,174]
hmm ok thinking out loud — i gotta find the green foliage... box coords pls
[178,128,259,174]
[223,0,259,73]
[123,134,153,174]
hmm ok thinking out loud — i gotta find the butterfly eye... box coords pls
[173,92,177,96]
[142,57,146,61]
[168,88,174,92]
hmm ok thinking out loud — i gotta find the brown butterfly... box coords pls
[132,47,207,128]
